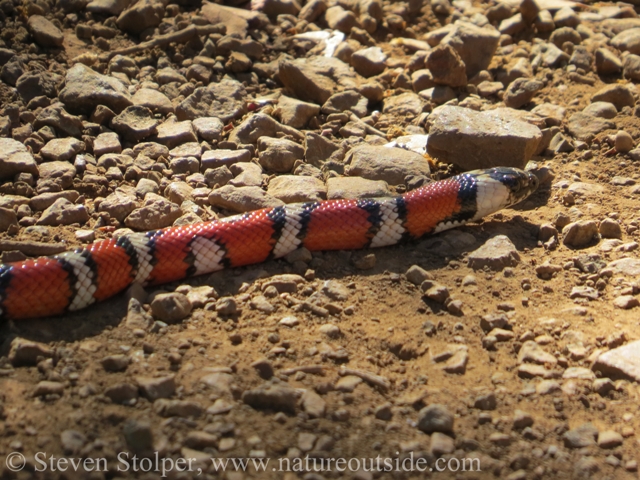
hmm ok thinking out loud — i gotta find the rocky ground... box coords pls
[1,0,640,478]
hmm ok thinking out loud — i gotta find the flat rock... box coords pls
[124,193,181,230]
[116,0,165,34]
[278,57,336,105]
[382,92,425,118]
[231,113,302,145]
[440,21,500,77]
[351,46,387,78]
[40,138,84,161]
[192,117,224,142]
[208,185,284,213]
[267,175,326,203]
[427,105,541,170]
[176,80,247,123]
[321,91,368,118]
[326,176,390,199]
[93,132,122,157]
[131,88,173,115]
[593,340,640,381]
[611,28,640,55]
[136,375,176,401]
[155,119,197,148]
[467,235,521,270]
[0,138,38,180]
[591,84,636,110]
[566,112,615,141]
[87,0,129,15]
[242,383,299,413]
[563,423,598,448]
[417,404,454,433]
[518,340,557,365]
[276,95,320,128]
[36,198,89,226]
[28,15,64,48]
[346,145,431,186]
[258,137,304,173]
[59,64,132,114]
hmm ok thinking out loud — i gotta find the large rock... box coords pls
[176,80,247,123]
[59,64,132,114]
[440,21,500,77]
[566,113,615,141]
[27,15,64,48]
[116,0,165,34]
[611,28,640,55]
[427,105,541,170]
[593,340,640,381]
[0,138,38,180]
[345,145,431,185]
[467,235,521,271]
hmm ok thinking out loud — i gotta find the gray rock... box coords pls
[16,71,61,103]
[192,117,224,142]
[99,189,137,222]
[124,193,181,230]
[517,340,557,365]
[229,113,303,145]
[611,28,640,55]
[101,354,130,372]
[267,175,326,203]
[40,138,84,161]
[154,399,203,418]
[228,162,264,187]
[176,80,247,123]
[595,48,622,75]
[150,292,192,323]
[326,176,390,199]
[209,185,284,213]
[131,88,173,115]
[583,102,617,119]
[33,381,65,396]
[104,383,139,404]
[155,119,197,148]
[346,144,431,185]
[562,221,598,248]
[136,375,176,401]
[258,137,304,173]
[60,430,87,454]
[351,46,387,78]
[424,43,467,87]
[441,21,500,77]
[201,149,251,170]
[87,0,129,15]
[417,404,454,433]
[503,78,543,109]
[382,91,425,117]
[430,432,455,456]
[593,340,640,382]
[37,198,89,226]
[0,138,38,180]
[9,338,54,366]
[591,84,635,110]
[93,132,122,157]
[276,95,320,128]
[623,54,640,81]
[563,423,598,448]
[598,430,624,449]
[427,106,541,170]
[123,419,154,452]
[305,132,341,167]
[567,113,615,141]
[321,91,368,117]
[33,105,84,137]
[242,383,299,413]
[110,106,158,142]
[467,235,521,271]
[28,15,64,48]
[59,64,132,114]
[278,57,336,104]
[116,0,165,34]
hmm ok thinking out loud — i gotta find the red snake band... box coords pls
[0,167,538,320]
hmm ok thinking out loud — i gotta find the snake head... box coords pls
[469,167,539,221]
[488,167,539,207]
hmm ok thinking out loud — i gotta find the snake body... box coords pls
[0,167,538,320]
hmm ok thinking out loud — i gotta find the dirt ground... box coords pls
[2,0,640,479]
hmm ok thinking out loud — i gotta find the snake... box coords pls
[0,167,538,321]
